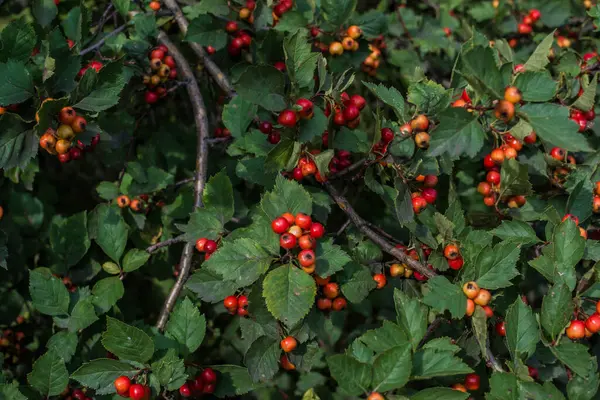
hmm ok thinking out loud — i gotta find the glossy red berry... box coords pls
[585,313,600,333]
[267,131,281,144]
[259,121,273,134]
[550,147,565,160]
[296,98,313,119]
[381,128,394,143]
[412,196,427,213]
[373,273,386,289]
[272,217,290,234]
[145,91,159,104]
[298,249,316,267]
[204,239,217,254]
[496,321,506,336]
[295,213,312,230]
[179,383,192,397]
[280,233,297,249]
[566,320,586,339]
[310,222,325,238]
[486,170,501,185]
[225,21,239,33]
[464,373,480,391]
[421,188,437,204]
[278,109,297,127]
[323,282,339,299]
[447,256,464,270]
[129,384,146,400]
[343,105,360,121]
[201,367,217,384]
[223,295,238,310]
[529,9,541,21]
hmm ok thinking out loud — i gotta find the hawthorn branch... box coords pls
[486,340,504,372]
[162,0,236,98]
[155,32,210,331]
[80,23,130,56]
[146,235,185,253]
[323,182,436,278]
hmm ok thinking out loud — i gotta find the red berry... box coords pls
[69,147,82,160]
[150,48,166,60]
[317,297,332,310]
[203,383,215,394]
[381,128,394,143]
[280,233,297,249]
[333,111,346,126]
[421,188,437,204]
[295,213,312,230]
[179,383,192,397]
[343,105,360,122]
[298,249,315,267]
[292,167,303,181]
[550,147,565,160]
[274,61,286,72]
[223,295,238,310]
[129,384,146,400]
[280,336,297,352]
[349,94,366,110]
[145,91,159,104]
[272,217,290,234]
[225,21,239,33]
[267,131,281,144]
[310,222,325,238]
[528,366,539,380]
[496,321,506,336]
[448,256,464,270]
[412,196,427,213]
[259,121,273,134]
[201,367,217,384]
[296,98,313,119]
[529,9,541,21]
[486,170,501,185]
[518,23,532,34]
[114,376,131,396]
[204,239,217,254]
[323,283,339,299]
[332,297,347,311]
[566,320,586,339]
[585,313,600,333]
[483,154,496,169]
[72,389,86,400]
[464,373,480,391]
[278,109,297,127]
[373,273,386,289]
[584,109,596,121]
[58,153,71,163]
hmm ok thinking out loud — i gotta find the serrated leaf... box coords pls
[410,387,469,400]
[261,175,312,219]
[333,127,371,153]
[473,241,521,289]
[315,239,351,277]
[299,107,328,142]
[263,264,316,327]
[94,205,128,264]
[553,219,586,290]
[0,115,37,170]
[567,358,599,399]
[213,365,262,396]
[322,0,356,25]
[394,289,427,350]
[523,31,554,72]
[235,65,286,111]
[313,150,334,177]
[541,283,573,340]
[0,382,26,400]
[151,349,188,391]
[203,170,234,225]
[372,344,412,391]
[457,46,504,99]
[112,0,129,16]
[358,321,410,353]
[566,177,594,223]
[186,15,227,50]
[223,96,258,138]
[69,297,98,332]
[205,238,272,287]
[499,158,533,197]
[32,0,58,27]
[186,269,239,303]
[394,180,415,224]
[46,331,78,363]
[176,207,223,242]
[96,181,120,201]
[166,297,206,354]
[491,220,540,245]
[0,19,36,62]
[339,262,377,303]
[244,336,280,383]
[505,298,539,360]
[29,269,70,316]
[412,348,473,379]
[471,306,488,360]
[407,79,453,116]
[284,31,319,91]
[265,138,300,172]
[101,317,154,363]
[49,212,90,268]
[70,359,138,394]
[122,248,150,272]
[363,81,405,121]
[550,341,592,377]
[428,108,485,158]
[92,277,124,314]
[514,71,557,102]
[573,73,598,111]
[326,354,372,396]
[74,62,129,112]
[182,0,229,17]
[422,276,466,319]
[521,103,592,152]
[27,350,68,396]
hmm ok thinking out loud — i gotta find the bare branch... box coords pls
[155,32,210,331]
[146,235,185,253]
[162,0,236,98]
[80,23,129,56]
[323,181,436,278]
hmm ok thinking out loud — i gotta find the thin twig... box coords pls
[323,181,436,278]
[80,23,130,56]
[334,219,351,238]
[418,317,444,348]
[155,32,210,331]
[146,235,186,253]
[162,0,236,97]
[486,340,504,372]
[329,158,371,180]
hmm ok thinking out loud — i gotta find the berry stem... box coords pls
[146,234,186,253]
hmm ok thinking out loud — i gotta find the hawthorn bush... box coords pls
[2,0,600,398]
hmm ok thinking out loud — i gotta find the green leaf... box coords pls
[186,269,239,303]
[541,282,573,340]
[394,289,428,350]
[274,11,310,33]
[96,181,120,201]
[69,297,98,332]
[49,212,90,268]
[500,158,532,197]
[0,19,36,62]
[523,31,555,72]
[314,239,351,278]
[299,107,328,142]
[29,269,70,316]
[244,336,281,383]
[176,207,223,242]
[487,372,518,400]
[112,0,130,16]
[0,115,37,170]
[410,388,469,400]
[326,354,372,396]
[122,248,150,272]
[428,108,485,158]
[203,170,234,225]
[333,127,371,153]
[166,297,206,354]
[265,138,300,172]
[223,96,258,138]
[313,150,335,177]
[471,306,488,360]
[573,73,598,112]
[186,15,227,50]
[491,220,540,245]
[0,382,26,400]
[205,238,272,287]
[514,71,557,102]
[92,277,124,314]
[46,331,78,363]
[213,365,262,396]
[505,298,539,360]
[94,205,128,263]
[261,175,312,220]
[457,46,504,99]
[32,0,58,27]
[284,31,319,90]
[407,79,452,116]
[71,359,138,394]
[27,350,68,396]
[363,81,405,121]
[183,0,229,17]
[339,262,377,303]
[101,317,155,363]
[0,61,35,106]
[74,62,129,112]
[412,348,473,379]
[473,241,521,289]
[422,276,466,319]
[151,349,188,391]
[322,0,356,25]
[372,344,412,391]
[235,65,287,111]
[553,219,586,290]
[566,177,594,223]
[263,264,316,327]
[521,103,592,152]
[550,341,592,377]
[567,358,599,399]
[358,321,410,353]
[132,14,157,40]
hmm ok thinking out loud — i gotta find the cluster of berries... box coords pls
[326,93,367,129]
[517,8,541,35]
[393,244,434,281]
[77,60,102,78]
[565,301,600,340]
[60,275,77,293]
[320,25,362,56]
[271,0,294,24]
[223,294,249,316]
[361,37,386,76]
[371,127,397,158]
[570,108,595,132]
[178,367,217,397]
[402,114,431,149]
[225,21,253,56]
[237,0,256,23]
[451,89,472,108]
[116,194,146,213]
[39,107,92,163]
[562,214,588,239]
[143,45,178,104]
[494,86,522,123]
[327,149,352,175]
[452,373,481,392]
[593,181,600,214]
[195,237,219,260]
[271,212,325,274]
[0,326,29,368]
[411,174,438,214]
[113,376,151,400]
[276,97,315,130]
[463,281,492,317]
[214,126,232,139]
[279,336,299,370]
[548,147,577,186]
[443,243,464,270]
[60,387,93,400]
[581,52,599,68]
[315,278,347,311]
[289,155,318,181]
